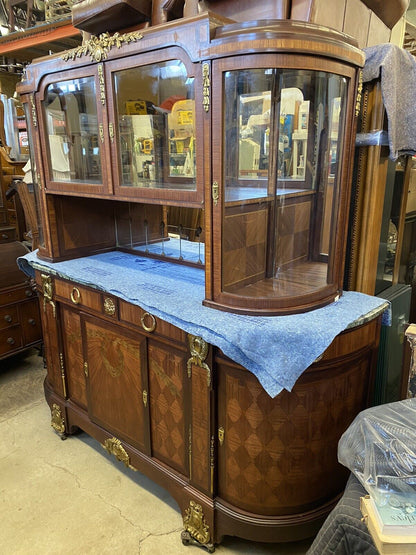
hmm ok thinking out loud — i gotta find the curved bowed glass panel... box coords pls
[222,67,347,304]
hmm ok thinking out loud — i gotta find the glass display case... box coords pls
[219,67,347,308]
[17,14,379,551]
[20,18,363,314]
[206,30,360,314]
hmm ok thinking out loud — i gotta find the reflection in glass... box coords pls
[375,158,406,295]
[238,91,270,179]
[113,60,196,190]
[115,203,204,266]
[43,77,101,183]
[24,103,44,249]
[222,67,347,300]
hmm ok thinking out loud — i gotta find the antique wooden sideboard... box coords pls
[17,12,388,550]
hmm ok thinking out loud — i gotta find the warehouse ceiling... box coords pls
[0,0,82,74]
[0,0,415,73]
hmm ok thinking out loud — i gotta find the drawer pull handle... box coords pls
[7,337,15,345]
[28,318,36,326]
[70,287,81,304]
[1,233,8,239]
[4,314,12,323]
[25,289,32,297]
[141,312,156,333]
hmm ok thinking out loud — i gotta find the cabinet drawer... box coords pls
[119,300,186,343]
[20,299,42,345]
[0,227,16,243]
[0,285,35,305]
[0,305,19,329]
[54,279,118,318]
[0,325,23,355]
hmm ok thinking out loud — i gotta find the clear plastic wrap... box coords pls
[355,129,389,147]
[338,398,416,508]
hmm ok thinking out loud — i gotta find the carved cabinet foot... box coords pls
[50,403,67,439]
[182,500,215,552]
[181,530,215,553]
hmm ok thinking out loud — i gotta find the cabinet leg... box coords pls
[181,500,215,552]
[50,402,67,440]
[181,530,215,553]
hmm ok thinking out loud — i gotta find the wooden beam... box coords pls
[0,23,81,57]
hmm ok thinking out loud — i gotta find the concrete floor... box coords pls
[0,349,315,555]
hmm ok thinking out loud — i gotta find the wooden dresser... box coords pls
[0,241,41,359]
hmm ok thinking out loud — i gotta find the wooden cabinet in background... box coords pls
[0,241,41,358]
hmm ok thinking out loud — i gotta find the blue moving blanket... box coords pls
[19,250,389,398]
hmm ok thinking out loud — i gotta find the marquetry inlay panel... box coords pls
[61,306,86,408]
[148,341,187,474]
[217,355,371,515]
[85,317,147,450]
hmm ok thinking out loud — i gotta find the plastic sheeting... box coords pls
[338,398,416,508]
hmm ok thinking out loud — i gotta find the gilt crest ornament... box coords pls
[62,31,143,63]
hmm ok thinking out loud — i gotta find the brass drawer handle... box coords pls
[1,233,8,239]
[28,318,36,326]
[141,312,156,333]
[4,314,12,323]
[25,289,33,297]
[70,287,81,304]
[7,337,15,345]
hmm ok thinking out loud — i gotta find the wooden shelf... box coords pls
[0,19,82,63]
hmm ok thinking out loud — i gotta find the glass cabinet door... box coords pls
[210,55,354,315]
[107,50,201,202]
[39,69,110,194]
[24,100,45,250]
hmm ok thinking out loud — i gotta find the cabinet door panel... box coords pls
[37,67,112,196]
[61,305,86,408]
[148,339,188,475]
[84,315,148,452]
[40,298,65,396]
[106,47,203,204]
[216,345,375,516]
